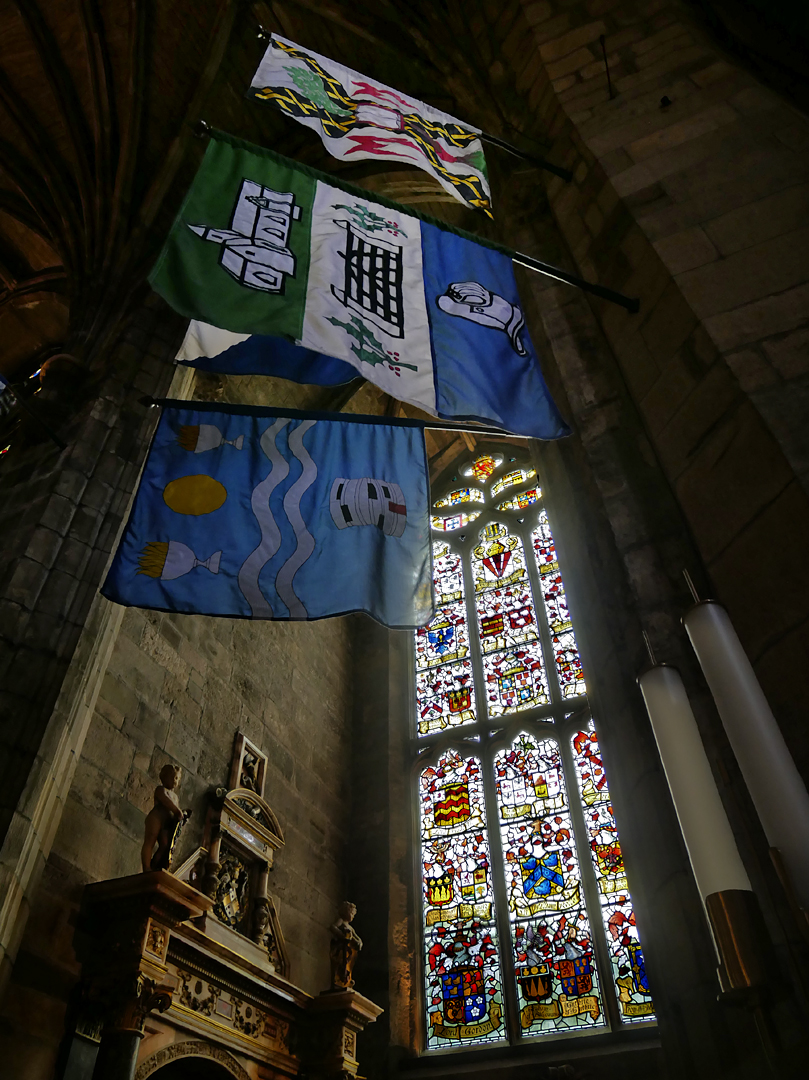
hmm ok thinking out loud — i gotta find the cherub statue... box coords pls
[141,764,191,872]
[329,901,363,990]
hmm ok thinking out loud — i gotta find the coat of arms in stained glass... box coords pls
[572,724,655,1022]
[482,641,549,716]
[415,450,655,1049]
[421,749,504,1048]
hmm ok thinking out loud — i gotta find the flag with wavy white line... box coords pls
[101,401,434,629]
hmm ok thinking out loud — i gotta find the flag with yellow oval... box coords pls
[102,400,433,628]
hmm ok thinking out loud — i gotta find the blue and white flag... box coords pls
[151,133,570,441]
[102,401,434,628]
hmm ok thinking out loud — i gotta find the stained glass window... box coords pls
[421,749,505,1047]
[571,723,655,1022]
[431,510,482,532]
[434,488,485,508]
[415,449,654,1051]
[491,467,536,497]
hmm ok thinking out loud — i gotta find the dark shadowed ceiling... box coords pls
[0,0,510,385]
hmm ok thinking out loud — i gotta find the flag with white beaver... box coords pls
[150,132,570,441]
[249,34,492,217]
[101,401,433,629]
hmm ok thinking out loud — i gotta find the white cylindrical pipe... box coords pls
[638,664,751,899]
[684,601,809,910]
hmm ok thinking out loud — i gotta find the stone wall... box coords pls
[0,330,358,1079]
[515,0,809,775]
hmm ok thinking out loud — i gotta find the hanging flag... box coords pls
[101,401,434,629]
[249,35,492,217]
[177,320,357,384]
[152,133,570,441]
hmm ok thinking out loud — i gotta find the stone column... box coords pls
[74,871,213,1080]
[303,990,384,1080]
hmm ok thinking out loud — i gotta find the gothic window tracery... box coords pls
[414,449,655,1051]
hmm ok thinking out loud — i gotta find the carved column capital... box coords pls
[75,872,214,1038]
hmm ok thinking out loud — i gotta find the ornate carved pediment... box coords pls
[221,786,284,861]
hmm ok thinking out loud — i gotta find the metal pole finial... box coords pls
[192,119,211,139]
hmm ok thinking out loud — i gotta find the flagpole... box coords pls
[141,396,539,439]
[511,254,640,313]
[478,132,573,182]
[190,124,640,314]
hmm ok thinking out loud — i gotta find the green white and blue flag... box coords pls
[102,401,433,629]
[152,132,570,441]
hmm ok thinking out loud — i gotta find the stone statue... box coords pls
[329,901,363,990]
[141,764,190,872]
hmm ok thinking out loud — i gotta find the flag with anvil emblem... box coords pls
[153,131,569,441]
[249,35,492,216]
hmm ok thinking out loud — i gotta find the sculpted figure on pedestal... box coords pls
[329,901,363,990]
[141,764,191,872]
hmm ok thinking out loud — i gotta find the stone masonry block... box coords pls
[704,184,809,258]
[631,21,687,56]
[634,32,694,71]
[37,570,80,619]
[539,20,605,63]
[39,495,76,537]
[762,329,809,380]
[53,469,89,504]
[626,104,737,163]
[653,225,718,275]
[614,44,711,97]
[111,633,167,710]
[724,350,779,394]
[70,759,113,816]
[82,713,136,783]
[5,558,48,609]
[96,672,137,729]
[107,792,145,844]
[677,224,809,319]
[690,60,734,88]
[545,46,596,82]
[25,528,62,570]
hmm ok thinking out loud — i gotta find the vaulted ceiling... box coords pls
[0,0,512,384]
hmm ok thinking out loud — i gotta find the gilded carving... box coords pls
[213,851,249,929]
[176,969,221,1017]
[233,998,265,1039]
[135,1040,251,1080]
[263,1014,291,1052]
[145,922,167,959]
[343,1028,357,1059]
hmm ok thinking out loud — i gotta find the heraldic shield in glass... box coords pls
[497,733,604,1035]
[102,401,433,629]
[415,450,655,1048]
[572,722,655,1021]
[420,749,505,1048]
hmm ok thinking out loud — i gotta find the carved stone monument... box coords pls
[140,763,191,873]
[71,731,383,1080]
[329,901,363,991]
